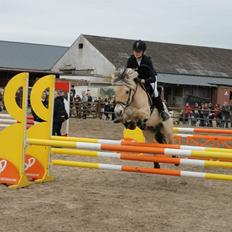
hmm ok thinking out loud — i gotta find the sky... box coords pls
[0,0,231,49]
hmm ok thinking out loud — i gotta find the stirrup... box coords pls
[160,111,170,121]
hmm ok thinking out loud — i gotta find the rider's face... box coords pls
[133,50,143,58]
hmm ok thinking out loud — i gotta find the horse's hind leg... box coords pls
[143,129,161,169]
[162,118,180,166]
[162,118,174,144]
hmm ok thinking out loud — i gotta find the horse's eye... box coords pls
[126,90,129,94]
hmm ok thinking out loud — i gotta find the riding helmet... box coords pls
[133,40,146,52]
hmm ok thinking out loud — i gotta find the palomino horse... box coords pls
[113,68,173,167]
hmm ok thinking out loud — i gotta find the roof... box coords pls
[84,34,232,78]
[60,75,110,84]
[0,40,68,71]
[157,73,232,87]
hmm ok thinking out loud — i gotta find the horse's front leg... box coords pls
[126,107,150,130]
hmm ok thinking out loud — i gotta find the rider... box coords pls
[126,40,170,121]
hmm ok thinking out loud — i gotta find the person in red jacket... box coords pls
[183,102,192,124]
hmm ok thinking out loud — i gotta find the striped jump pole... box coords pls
[174,133,232,141]
[0,113,34,120]
[174,127,232,135]
[51,148,232,169]
[0,114,14,118]
[174,133,232,148]
[122,140,232,153]
[0,118,34,125]
[27,138,232,160]
[52,160,232,181]
[51,135,122,144]
[0,118,17,124]
[52,135,232,154]
[0,124,10,128]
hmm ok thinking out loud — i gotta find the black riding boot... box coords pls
[154,96,170,121]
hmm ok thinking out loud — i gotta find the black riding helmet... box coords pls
[133,40,146,52]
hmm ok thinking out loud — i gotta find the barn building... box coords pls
[1,36,232,107]
[52,34,232,106]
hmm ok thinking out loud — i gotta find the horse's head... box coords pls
[112,68,138,119]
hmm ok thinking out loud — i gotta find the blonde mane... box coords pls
[112,68,138,90]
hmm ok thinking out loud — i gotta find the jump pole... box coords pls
[51,147,232,169]
[174,133,232,141]
[52,160,232,181]
[174,127,232,135]
[0,114,34,120]
[52,135,232,154]
[28,138,232,160]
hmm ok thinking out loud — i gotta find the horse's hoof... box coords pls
[123,121,136,130]
[137,119,147,130]
[127,121,136,130]
[154,162,160,169]
[113,118,121,123]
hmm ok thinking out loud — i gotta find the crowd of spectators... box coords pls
[70,87,116,120]
[181,101,232,128]
[2,84,232,128]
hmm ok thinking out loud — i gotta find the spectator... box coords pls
[70,85,76,102]
[199,103,204,127]
[104,98,110,120]
[208,103,213,127]
[183,102,192,125]
[31,91,48,122]
[74,95,81,117]
[81,91,88,102]
[87,91,92,102]
[230,100,232,128]
[53,90,68,136]
[202,103,210,127]
[110,96,116,121]
[221,101,230,128]
[81,91,88,119]
[214,104,222,127]
[192,102,199,126]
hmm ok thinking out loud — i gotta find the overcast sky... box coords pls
[0,0,231,49]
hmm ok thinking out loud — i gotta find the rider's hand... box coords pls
[141,79,145,84]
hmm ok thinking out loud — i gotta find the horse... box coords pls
[112,68,173,168]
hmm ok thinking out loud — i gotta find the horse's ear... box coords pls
[125,68,138,80]
[112,68,124,84]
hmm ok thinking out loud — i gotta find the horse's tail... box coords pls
[153,122,166,144]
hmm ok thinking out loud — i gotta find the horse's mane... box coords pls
[112,68,138,89]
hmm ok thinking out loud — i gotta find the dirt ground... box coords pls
[0,118,232,232]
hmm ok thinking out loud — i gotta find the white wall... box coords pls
[74,86,99,99]
[52,35,115,77]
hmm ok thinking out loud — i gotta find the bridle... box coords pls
[115,64,154,109]
[115,82,138,109]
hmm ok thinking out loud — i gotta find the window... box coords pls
[78,43,83,49]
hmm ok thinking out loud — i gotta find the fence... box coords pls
[70,101,115,119]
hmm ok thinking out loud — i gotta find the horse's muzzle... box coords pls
[114,104,124,118]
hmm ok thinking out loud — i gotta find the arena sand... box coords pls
[0,119,231,232]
